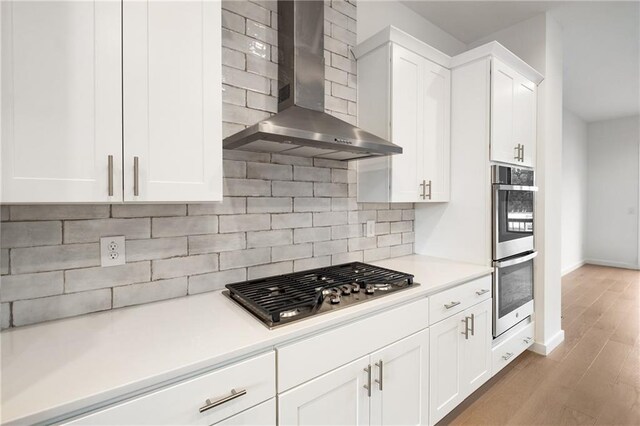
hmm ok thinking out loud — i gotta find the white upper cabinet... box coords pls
[1,1,123,203]
[490,58,537,168]
[1,0,222,203]
[356,29,451,203]
[123,0,222,202]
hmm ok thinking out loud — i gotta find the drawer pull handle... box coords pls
[476,289,490,296]
[523,337,533,344]
[444,301,461,309]
[199,388,246,413]
[502,352,514,361]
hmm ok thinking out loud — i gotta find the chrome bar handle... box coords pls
[107,155,114,196]
[444,301,461,309]
[520,145,525,162]
[426,180,432,200]
[375,360,383,391]
[199,388,246,413]
[363,364,372,397]
[523,337,533,344]
[502,352,514,361]
[476,289,490,296]
[461,317,469,340]
[133,156,139,196]
[419,180,427,200]
[470,313,475,336]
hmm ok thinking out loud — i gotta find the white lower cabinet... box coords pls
[429,298,492,424]
[56,280,497,426]
[278,356,371,426]
[279,328,430,426]
[370,329,430,426]
[64,351,275,425]
[492,320,535,376]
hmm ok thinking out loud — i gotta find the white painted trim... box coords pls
[529,329,565,356]
[585,259,640,270]
[450,41,544,84]
[561,260,585,276]
[354,26,451,68]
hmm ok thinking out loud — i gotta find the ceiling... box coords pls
[401,1,640,122]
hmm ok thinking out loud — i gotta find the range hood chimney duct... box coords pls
[223,0,402,161]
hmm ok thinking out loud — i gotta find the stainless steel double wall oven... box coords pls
[492,165,537,337]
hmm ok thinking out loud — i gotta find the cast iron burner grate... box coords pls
[225,262,415,327]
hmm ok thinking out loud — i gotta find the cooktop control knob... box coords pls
[329,293,341,304]
[340,285,352,296]
[365,284,375,295]
[350,283,360,293]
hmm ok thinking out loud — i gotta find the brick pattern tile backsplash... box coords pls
[0,0,414,329]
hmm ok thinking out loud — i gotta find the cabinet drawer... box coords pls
[492,321,534,375]
[277,298,429,392]
[65,351,276,425]
[215,398,276,425]
[429,275,491,325]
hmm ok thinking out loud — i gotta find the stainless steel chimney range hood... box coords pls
[223,0,402,161]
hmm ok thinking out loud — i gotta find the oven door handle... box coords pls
[493,251,538,268]
[495,184,538,192]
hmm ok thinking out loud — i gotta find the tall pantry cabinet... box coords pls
[1,0,222,203]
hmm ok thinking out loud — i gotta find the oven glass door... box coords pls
[494,185,536,259]
[493,252,536,336]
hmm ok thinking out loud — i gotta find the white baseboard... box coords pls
[584,258,640,270]
[529,329,565,356]
[561,260,585,276]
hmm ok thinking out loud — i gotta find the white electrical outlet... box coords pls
[366,220,376,238]
[100,236,126,267]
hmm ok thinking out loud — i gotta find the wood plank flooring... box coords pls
[440,264,640,425]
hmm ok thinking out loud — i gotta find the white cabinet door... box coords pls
[429,311,465,425]
[491,58,537,168]
[215,399,276,426]
[390,44,424,202]
[123,0,222,202]
[422,61,451,202]
[490,58,518,166]
[461,299,492,396]
[1,0,122,203]
[514,78,537,168]
[370,329,429,426]
[278,356,370,426]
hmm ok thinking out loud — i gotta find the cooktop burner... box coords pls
[224,262,416,328]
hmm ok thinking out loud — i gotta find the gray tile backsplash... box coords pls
[0,0,414,329]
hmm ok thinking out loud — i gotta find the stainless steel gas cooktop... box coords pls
[224,262,417,328]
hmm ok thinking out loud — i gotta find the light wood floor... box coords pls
[441,264,640,425]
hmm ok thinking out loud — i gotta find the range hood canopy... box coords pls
[222,0,402,161]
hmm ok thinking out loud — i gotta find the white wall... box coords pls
[466,14,547,74]
[536,14,564,355]
[561,109,588,275]
[586,115,640,269]
[357,0,467,55]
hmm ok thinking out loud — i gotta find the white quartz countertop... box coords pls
[1,255,491,424]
